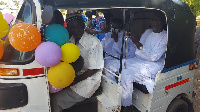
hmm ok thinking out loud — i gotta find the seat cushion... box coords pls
[133,82,149,94]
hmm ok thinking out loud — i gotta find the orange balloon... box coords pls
[8,23,41,52]
[0,42,4,60]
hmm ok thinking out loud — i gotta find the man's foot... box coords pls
[121,105,134,112]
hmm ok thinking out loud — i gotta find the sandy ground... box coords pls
[192,65,200,112]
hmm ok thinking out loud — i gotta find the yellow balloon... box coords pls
[48,62,75,88]
[0,39,4,45]
[0,11,3,20]
[0,19,9,38]
[61,43,80,63]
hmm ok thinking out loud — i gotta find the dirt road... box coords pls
[193,65,200,112]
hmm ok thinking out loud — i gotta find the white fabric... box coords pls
[121,29,167,106]
[102,30,136,82]
[69,31,104,98]
[101,30,136,60]
[104,29,167,106]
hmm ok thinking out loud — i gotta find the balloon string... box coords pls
[9,19,14,27]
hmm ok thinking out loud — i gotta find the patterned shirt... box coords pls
[92,16,104,30]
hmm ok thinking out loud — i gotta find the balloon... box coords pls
[41,6,54,24]
[0,42,4,60]
[0,11,3,20]
[48,62,75,88]
[0,39,4,45]
[3,13,15,26]
[71,55,84,73]
[44,24,69,47]
[8,23,41,52]
[48,82,63,93]
[0,19,9,38]
[1,13,14,41]
[35,42,62,67]
[61,43,80,63]
[1,36,7,41]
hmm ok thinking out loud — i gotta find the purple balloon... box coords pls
[1,36,6,41]
[35,42,62,67]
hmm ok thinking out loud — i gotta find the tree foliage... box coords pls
[180,0,200,15]
[12,0,20,8]
[0,1,7,5]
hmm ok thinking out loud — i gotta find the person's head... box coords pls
[99,21,106,30]
[77,10,83,14]
[67,10,76,14]
[96,11,100,17]
[85,11,92,19]
[110,18,123,30]
[66,12,85,39]
[53,10,64,25]
[151,11,167,33]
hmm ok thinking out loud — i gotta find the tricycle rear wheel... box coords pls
[167,98,188,112]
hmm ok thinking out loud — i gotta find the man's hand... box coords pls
[73,69,99,85]
[126,32,143,50]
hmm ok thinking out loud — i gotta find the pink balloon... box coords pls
[3,13,15,26]
[48,82,63,93]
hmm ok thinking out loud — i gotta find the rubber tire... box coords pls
[167,98,188,112]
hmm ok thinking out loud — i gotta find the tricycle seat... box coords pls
[133,82,149,94]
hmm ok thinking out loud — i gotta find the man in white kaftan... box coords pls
[69,31,104,98]
[101,18,136,82]
[51,31,104,112]
[121,29,167,106]
[104,28,167,106]
[51,13,104,112]
[103,29,167,106]
[102,30,136,82]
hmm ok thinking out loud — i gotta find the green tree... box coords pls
[180,0,200,15]
[12,0,20,8]
[0,1,7,5]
